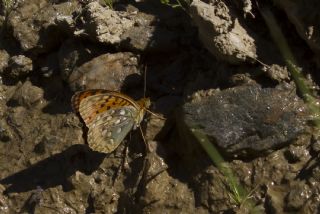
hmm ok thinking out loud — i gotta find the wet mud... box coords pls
[0,0,320,213]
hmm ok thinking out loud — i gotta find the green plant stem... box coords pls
[260,7,320,129]
[189,125,256,209]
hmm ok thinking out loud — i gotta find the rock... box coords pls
[286,182,312,210]
[263,64,289,82]
[120,25,178,52]
[189,0,257,64]
[7,0,80,54]
[266,185,287,212]
[9,81,44,109]
[6,55,33,79]
[34,185,88,213]
[54,15,76,36]
[179,84,307,157]
[229,72,256,85]
[0,50,9,73]
[79,2,135,45]
[3,106,29,147]
[58,39,105,80]
[76,2,178,52]
[256,150,293,185]
[284,144,310,163]
[68,52,140,91]
[120,8,181,52]
[311,137,320,152]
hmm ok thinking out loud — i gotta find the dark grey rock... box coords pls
[180,84,307,157]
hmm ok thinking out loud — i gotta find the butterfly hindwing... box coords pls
[87,106,139,153]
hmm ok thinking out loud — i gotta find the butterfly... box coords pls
[71,89,150,153]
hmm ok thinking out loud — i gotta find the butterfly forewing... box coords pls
[71,89,108,113]
[76,92,133,125]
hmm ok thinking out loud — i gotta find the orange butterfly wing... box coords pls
[71,90,147,153]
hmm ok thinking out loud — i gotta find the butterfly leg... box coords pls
[139,125,150,153]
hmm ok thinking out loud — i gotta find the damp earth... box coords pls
[0,0,320,213]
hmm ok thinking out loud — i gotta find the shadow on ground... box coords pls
[1,145,106,194]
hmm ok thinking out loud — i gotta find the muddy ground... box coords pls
[0,0,320,213]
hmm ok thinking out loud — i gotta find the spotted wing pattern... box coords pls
[71,89,148,153]
[86,106,138,153]
[72,90,134,125]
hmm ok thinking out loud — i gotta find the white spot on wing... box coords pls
[102,129,108,136]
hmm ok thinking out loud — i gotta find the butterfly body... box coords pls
[72,89,150,153]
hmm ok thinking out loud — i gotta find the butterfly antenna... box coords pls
[145,109,166,120]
